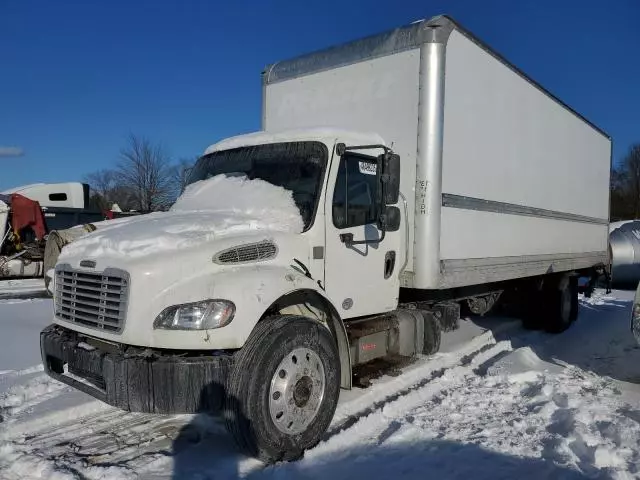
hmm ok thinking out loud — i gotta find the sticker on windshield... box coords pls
[358,162,377,175]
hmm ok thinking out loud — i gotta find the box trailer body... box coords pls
[263,16,610,291]
[39,15,611,462]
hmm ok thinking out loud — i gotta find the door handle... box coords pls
[384,251,396,279]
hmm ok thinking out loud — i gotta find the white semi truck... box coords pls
[40,15,611,462]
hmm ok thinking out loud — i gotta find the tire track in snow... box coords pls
[320,339,516,450]
[1,406,187,478]
[326,320,525,439]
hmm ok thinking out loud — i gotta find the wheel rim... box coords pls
[269,347,326,435]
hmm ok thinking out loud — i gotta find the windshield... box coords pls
[187,141,327,230]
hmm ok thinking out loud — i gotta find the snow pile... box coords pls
[1,373,66,419]
[171,174,301,222]
[59,175,303,260]
[265,346,640,479]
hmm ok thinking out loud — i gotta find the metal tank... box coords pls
[610,220,640,286]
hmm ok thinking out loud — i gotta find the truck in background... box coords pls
[1,182,136,279]
[40,15,611,462]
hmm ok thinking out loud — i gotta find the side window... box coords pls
[332,154,379,229]
[49,193,68,201]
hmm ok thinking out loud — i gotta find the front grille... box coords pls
[55,265,129,334]
[214,240,278,264]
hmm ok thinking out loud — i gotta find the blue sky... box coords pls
[1,0,638,190]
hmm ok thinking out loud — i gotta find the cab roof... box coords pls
[204,128,386,155]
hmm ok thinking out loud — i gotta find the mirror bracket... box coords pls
[340,231,386,248]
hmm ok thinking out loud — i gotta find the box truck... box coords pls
[40,15,611,462]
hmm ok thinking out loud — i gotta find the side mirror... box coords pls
[378,206,401,232]
[378,153,400,205]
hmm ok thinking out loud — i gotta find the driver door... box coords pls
[323,149,401,319]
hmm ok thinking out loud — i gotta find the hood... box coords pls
[59,174,304,262]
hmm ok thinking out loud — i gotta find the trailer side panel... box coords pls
[434,30,610,288]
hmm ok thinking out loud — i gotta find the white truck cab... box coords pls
[41,15,611,462]
[49,130,401,350]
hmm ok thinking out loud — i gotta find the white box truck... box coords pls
[40,15,611,462]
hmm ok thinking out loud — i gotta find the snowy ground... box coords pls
[0,279,47,300]
[2,289,640,479]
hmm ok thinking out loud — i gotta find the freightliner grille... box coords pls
[54,265,129,334]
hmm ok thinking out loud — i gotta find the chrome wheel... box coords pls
[269,347,325,434]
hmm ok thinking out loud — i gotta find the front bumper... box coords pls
[40,325,233,414]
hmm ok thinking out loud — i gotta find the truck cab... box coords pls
[41,129,410,461]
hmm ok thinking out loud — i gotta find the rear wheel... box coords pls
[542,275,578,333]
[518,275,578,333]
[224,315,340,463]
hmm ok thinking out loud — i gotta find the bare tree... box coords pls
[170,157,197,198]
[84,169,117,210]
[117,134,174,211]
[84,169,137,211]
[611,144,640,220]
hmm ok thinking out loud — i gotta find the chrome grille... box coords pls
[214,240,278,265]
[54,265,129,334]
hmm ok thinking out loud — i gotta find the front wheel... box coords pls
[224,315,340,463]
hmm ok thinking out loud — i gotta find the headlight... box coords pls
[153,300,235,330]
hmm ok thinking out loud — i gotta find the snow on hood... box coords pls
[59,175,303,260]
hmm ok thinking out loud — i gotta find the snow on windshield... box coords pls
[59,175,303,260]
[172,173,301,225]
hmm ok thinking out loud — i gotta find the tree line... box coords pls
[611,144,640,221]
[85,134,196,212]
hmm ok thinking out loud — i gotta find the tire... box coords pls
[543,275,578,334]
[521,290,544,330]
[513,285,544,330]
[224,315,340,463]
[422,312,441,355]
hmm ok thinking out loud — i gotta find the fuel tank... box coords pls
[610,220,640,286]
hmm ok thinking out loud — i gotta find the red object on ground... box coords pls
[10,193,47,240]
[103,210,115,220]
